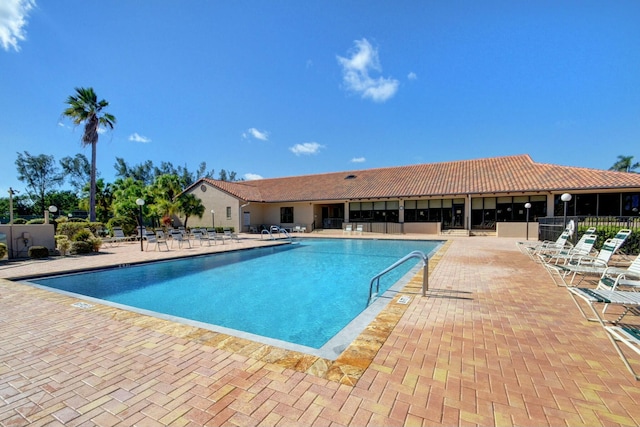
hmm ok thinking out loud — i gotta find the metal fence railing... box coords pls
[538,216,640,245]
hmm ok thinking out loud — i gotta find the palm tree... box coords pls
[178,193,205,229]
[62,87,116,221]
[609,155,640,173]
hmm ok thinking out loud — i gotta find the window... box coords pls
[471,196,547,228]
[429,199,442,222]
[349,201,399,222]
[575,194,597,216]
[622,193,640,216]
[554,195,575,216]
[404,199,439,222]
[280,207,294,223]
[226,207,232,219]
[599,193,620,216]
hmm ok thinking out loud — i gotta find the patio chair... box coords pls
[355,225,363,235]
[544,238,618,286]
[223,229,239,243]
[206,228,221,244]
[192,228,211,246]
[110,227,132,245]
[169,229,191,249]
[537,232,598,265]
[567,287,640,380]
[343,224,352,234]
[520,220,575,258]
[598,253,640,292]
[612,229,633,252]
[145,230,169,251]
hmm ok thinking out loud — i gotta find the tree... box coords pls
[609,155,640,173]
[114,157,154,185]
[60,153,91,195]
[79,178,113,223]
[149,174,182,223]
[15,151,64,215]
[178,193,205,229]
[62,87,116,222]
[47,190,80,217]
[110,177,147,234]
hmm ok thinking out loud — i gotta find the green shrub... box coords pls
[57,222,86,239]
[28,246,49,259]
[89,237,103,252]
[27,218,45,224]
[55,235,71,255]
[70,241,93,255]
[12,218,27,224]
[0,243,7,259]
[577,226,640,254]
[73,229,93,242]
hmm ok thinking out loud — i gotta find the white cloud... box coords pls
[407,72,417,80]
[129,132,151,143]
[244,173,264,181]
[289,142,325,156]
[351,157,366,163]
[337,38,399,103]
[0,0,36,52]
[242,127,269,141]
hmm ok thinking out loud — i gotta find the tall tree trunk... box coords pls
[90,141,97,222]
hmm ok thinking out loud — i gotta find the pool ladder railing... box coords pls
[261,226,293,243]
[368,251,429,305]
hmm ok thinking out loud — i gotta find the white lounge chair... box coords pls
[537,232,598,265]
[169,229,191,249]
[598,253,640,292]
[206,228,221,244]
[343,225,352,234]
[355,225,363,235]
[544,238,619,286]
[109,227,133,245]
[611,229,632,252]
[520,220,575,258]
[223,229,239,243]
[145,230,169,251]
[192,228,211,246]
[567,287,640,380]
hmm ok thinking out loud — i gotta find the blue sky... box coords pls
[1,0,639,198]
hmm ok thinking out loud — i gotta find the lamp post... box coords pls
[136,198,145,252]
[46,205,57,224]
[8,187,18,225]
[561,193,572,230]
[524,202,531,241]
[210,209,215,230]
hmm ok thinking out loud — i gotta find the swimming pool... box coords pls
[26,238,442,359]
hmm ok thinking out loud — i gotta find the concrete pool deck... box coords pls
[1,232,640,426]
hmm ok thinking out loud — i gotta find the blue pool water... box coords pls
[28,238,441,354]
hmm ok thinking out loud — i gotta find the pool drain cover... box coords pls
[397,296,411,305]
[71,302,94,309]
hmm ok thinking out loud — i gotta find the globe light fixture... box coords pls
[561,193,572,230]
[136,198,145,251]
[524,202,532,240]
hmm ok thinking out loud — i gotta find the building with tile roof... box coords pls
[183,154,640,237]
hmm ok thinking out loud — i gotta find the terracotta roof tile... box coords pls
[196,154,640,202]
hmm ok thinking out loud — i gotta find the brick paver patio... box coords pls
[1,234,640,426]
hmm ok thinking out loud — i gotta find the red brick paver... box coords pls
[1,236,640,426]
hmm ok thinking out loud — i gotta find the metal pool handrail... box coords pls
[261,226,293,242]
[368,250,429,305]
